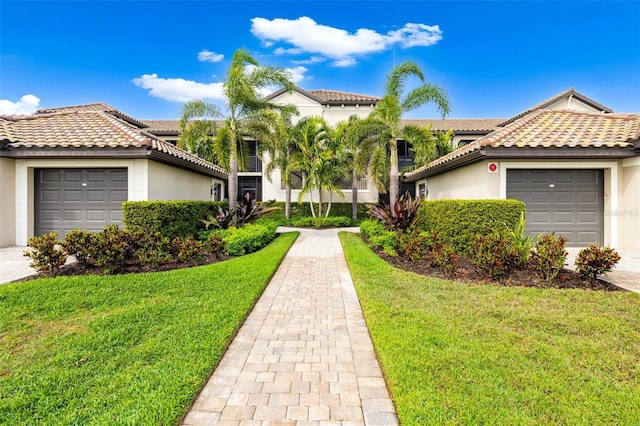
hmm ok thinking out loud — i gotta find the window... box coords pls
[418,183,428,198]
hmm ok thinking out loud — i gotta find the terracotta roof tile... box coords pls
[308,89,380,104]
[402,118,504,133]
[0,118,18,142]
[36,103,149,129]
[406,110,640,179]
[3,111,227,175]
[142,119,181,133]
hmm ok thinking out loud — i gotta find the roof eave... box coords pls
[405,150,486,181]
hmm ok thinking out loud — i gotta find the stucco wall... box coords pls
[0,157,16,247]
[147,160,219,201]
[422,161,501,200]
[620,158,640,250]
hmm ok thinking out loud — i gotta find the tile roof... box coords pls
[307,89,381,104]
[36,103,149,129]
[406,110,640,180]
[498,88,614,127]
[1,111,227,176]
[0,118,18,143]
[263,86,380,106]
[143,119,181,133]
[402,118,504,133]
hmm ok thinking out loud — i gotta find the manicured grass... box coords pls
[340,232,640,425]
[0,232,298,425]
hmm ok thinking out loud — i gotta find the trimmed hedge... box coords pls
[262,202,373,222]
[123,200,228,239]
[412,199,526,254]
[222,223,278,256]
[289,216,353,228]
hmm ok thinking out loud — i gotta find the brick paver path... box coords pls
[182,228,398,425]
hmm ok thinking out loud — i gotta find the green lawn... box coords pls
[340,232,640,426]
[0,232,298,425]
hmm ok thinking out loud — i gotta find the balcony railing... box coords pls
[246,156,262,173]
[398,156,415,169]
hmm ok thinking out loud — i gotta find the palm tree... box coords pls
[294,116,348,218]
[178,48,296,210]
[248,109,299,219]
[336,115,367,220]
[353,60,450,207]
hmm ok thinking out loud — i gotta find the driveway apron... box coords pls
[182,228,398,425]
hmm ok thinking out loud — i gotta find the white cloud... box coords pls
[251,17,442,66]
[132,73,224,102]
[198,49,224,63]
[0,94,40,115]
[286,66,307,83]
[291,56,326,65]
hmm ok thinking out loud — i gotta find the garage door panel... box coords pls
[35,168,128,239]
[110,190,128,202]
[554,192,573,203]
[530,192,550,203]
[554,212,574,223]
[507,169,603,246]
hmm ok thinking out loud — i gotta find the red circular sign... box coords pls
[488,163,498,172]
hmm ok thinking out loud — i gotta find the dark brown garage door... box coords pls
[35,168,128,239]
[506,169,603,246]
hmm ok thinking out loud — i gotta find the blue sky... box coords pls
[1,1,639,120]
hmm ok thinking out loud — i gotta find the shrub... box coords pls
[24,232,67,276]
[368,192,422,231]
[471,231,521,280]
[173,238,205,265]
[289,216,352,228]
[398,230,430,261]
[369,232,399,257]
[123,200,227,239]
[223,224,276,256]
[505,212,540,267]
[93,225,139,274]
[532,233,567,282]
[206,232,225,258]
[261,202,373,222]
[359,219,386,240]
[62,229,97,267]
[428,230,459,275]
[136,232,173,269]
[413,199,526,254]
[575,245,621,281]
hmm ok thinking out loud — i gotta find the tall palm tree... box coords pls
[336,115,366,220]
[247,109,299,219]
[353,60,450,207]
[178,48,296,210]
[294,116,348,218]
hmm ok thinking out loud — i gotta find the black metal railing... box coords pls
[246,156,262,172]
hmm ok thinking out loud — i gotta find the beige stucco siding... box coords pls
[422,161,501,200]
[620,157,640,250]
[267,91,374,126]
[147,161,219,201]
[0,158,16,247]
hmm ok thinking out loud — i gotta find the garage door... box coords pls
[35,168,128,239]
[506,169,603,246]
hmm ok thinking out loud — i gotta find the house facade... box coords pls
[405,89,640,250]
[0,104,227,247]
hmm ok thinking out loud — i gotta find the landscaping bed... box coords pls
[375,248,623,291]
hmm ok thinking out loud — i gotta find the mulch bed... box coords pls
[374,248,623,292]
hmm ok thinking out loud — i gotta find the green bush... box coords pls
[397,230,430,261]
[262,202,373,222]
[173,237,205,265]
[428,230,459,275]
[471,231,521,280]
[575,245,621,281]
[136,232,173,268]
[93,225,140,274]
[289,216,353,228]
[532,233,567,282]
[359,219,386,240]
[412,199,526,254]
[206,232,226,258]
[24,232,67,276]
[123,200,228,239]
[223,224,277,256]
[62,229,97,266]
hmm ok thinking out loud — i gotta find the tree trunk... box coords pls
[285,183,291,220]
[309,190,316,218]
[318,187,323,218]
[326,191,332,218]
[389,138,399,215]
[229,155,238,211]
[352,169,358,221]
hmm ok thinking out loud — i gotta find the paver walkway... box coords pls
[182,228,398,425]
